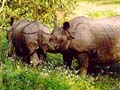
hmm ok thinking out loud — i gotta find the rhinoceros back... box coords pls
[22,21,50,45]
[69,16,92,32]
[22,21,50,54]
[23,21,50,34]
[90,16,120,63]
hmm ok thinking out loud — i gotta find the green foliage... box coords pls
[0,0,77,31]
[1,59,120,90]
[80,0,120,5]
[87,10,118,19]
[0,30,1,51]
[0,68,3,90]
[0,0,120,90]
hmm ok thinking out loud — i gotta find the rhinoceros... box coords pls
[7,17,50,65]
[49,15,120,75]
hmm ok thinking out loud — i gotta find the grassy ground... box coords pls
[0,0,120,90]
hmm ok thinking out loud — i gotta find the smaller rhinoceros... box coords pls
[7,17,50,65]
[49,16,120,76]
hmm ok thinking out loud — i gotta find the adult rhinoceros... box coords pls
[49,16,120,75]
[7,17,50,65]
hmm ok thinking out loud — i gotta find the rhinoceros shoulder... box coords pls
[68,16,92,32]
[23,21,50,34]
[37,22,51,34]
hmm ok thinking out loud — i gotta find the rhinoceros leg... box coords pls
[30,52,40,66]
[87,63,97,75]
[38,53,46,65]
[36,48,46,65]
[62,53,73,69]
[77,53,89,76]
[7,42,15,57]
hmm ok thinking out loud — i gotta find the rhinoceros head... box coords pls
[49,21,74,51]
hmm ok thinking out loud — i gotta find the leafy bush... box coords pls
[0,0,120,90]
[0,0,78,31]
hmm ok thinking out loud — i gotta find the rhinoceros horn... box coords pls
[53,15,58,31]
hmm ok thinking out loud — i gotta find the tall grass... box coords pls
[2,57,120,90]
[87,10,118,18]
[80,0,120,5]
[1,58,120,90]
[0,0,120,90]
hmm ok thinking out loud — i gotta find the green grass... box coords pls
[87,10,118,19]
[0,0,120,90]
[80,0,120,5]
[1,58,120,90]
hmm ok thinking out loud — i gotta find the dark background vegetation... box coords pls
[0,0,120,90]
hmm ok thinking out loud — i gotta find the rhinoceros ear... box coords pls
[63,22,70,30]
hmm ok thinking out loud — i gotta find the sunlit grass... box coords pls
[67,0,120,20]
[0,0,120,90]
[1,57,120,90]
[79,0,120,5]
[87,10,118,18]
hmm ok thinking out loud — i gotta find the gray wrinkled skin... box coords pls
[7,19,50,65]
[49,16,120,75]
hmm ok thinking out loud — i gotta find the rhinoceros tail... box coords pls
[10,17,14,26]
